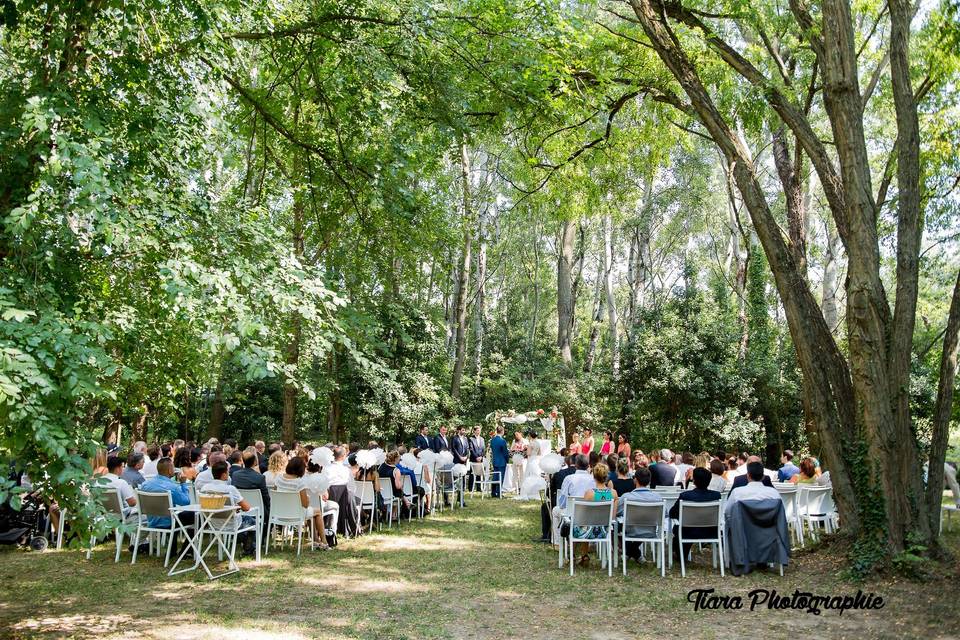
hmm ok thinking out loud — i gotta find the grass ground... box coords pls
[1,496,958,640]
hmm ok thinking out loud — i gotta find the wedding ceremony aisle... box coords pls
[1,498,957,640]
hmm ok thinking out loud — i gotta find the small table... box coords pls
[168,504,244,580]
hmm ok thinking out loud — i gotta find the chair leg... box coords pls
[622,537,627,576]
[660,540,665,577]
[163,529,174,568]
[679,537,686,577]
[115,530,123,563]
[87,537,95,560]
[719,539,725,577]
[569,537,575,576]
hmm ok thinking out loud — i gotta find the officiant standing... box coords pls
[468,425,485,491]
[490,426,509,498]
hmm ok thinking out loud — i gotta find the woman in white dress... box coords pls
[520,437,547,499]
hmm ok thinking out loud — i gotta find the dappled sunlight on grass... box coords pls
[363,534,482,551]
[299,573,431,593]
[12,613,133,636]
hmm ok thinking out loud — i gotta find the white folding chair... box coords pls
[621,501,667,576]
[237,488,267,555]
[654,488,681,566]
[266,489,312,556]
[566,499,615,576]
[357,480,379,532]
[435,468,457,511]
[775,485,804,547]
[677,500,724,577]
[470,462,485,498]
[803,486,837,540]
[379,478,401,528]
[402,475,421,519]
[132,490,182,567]
[87,489,128,563]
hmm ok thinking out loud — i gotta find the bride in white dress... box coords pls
[519,437,548,499]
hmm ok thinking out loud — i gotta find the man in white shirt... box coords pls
[557,455,595,510]
[100,456,138,519]
[724,462,781,520]
[141,444,160,480]
[325,447,352,486]
[201,460,256,556]
[733,452,749,476]
[194,452,226,493]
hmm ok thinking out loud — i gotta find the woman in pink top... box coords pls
[599,430,614,455]
[580,428,595,456]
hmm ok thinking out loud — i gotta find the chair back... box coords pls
[97,488,124,517]
[679,500,721,527]
[402,475,415,500]
[380,478,396,501]
[136,490,173,519]
[470,462,484,478]
[199,490,240,529]
[805,486,834,516]
[571,499,614,527]
[776,485,798,517]
[436,468,454,489]
[622,500,665,534]
[187,483,197,504]
[238,488,264,514]
[269,489,305,521]
[357,481,377,507]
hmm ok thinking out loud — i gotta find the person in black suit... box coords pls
[549,454,576,509]
[729,455,774,491]
[468,425,485,463]
[451,426,470,466]
[231,448,270,538]
[431,425,451,453]
[415,426,431,452]
[669,467,722,560]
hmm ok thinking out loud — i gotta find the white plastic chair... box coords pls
[132,490,182,567]
[565,499,615,576]
[357,480,379,532]
[199,491,262,564]
[621,501,667,576]
[775,485,804,547]
[803,486,837,540]
[87,489,129,563]
[379,478,401,528]
[237,488,267,553]
[266,489,312,556]
[677,500,724,577]
[402,475,421,519]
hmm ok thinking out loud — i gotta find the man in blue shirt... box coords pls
[777,450,800,482]
[139,458,194,555]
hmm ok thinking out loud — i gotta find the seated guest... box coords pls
[730,456,775,490]
[708,459,727,492]
[778,449,800,482]
[227,450,243,478]
[725,461,781,519]
[572,462,617,567]
[610,458,634,497]
[412,449,433,513]
[121,452,146,489]
[550,455,576,509]
[99,455,138,518]
[139,458,193,556]
[264,451,286,488]
[789,457,818,484]
[142,444,160,479]
[231,448,270,533]
[194,452,226,493]
[378,450,412,515]
[669,467,721,560]
[617,466,663,560]
[173,447,197,482]
[674,452,694,486]
[90,448,108,476]
[650,449,678,488]
[395,446,426,509]
[723,457,739,483]
[275,456,328,549]
[303,461,339,538]
[201,460,256,556]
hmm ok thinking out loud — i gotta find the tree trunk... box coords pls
[602,214,620,375]
[209,380,224,440]
[472,203,488,375]
[281,158,306,446]
[771,126,807,275]
[130,405,149,444]
[926,271,960,536]
[557,218,577,366]
[102,409,123,446]
[326,350,343,443]
[584,255,605,373]
[821,219,842,332]
[450,142,473,400]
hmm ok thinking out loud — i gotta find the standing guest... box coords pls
[232,448,270,534]
[611,458,635,497]
[121,452,146,489]
[173,448,197,482]
[468,425,485,463]
[789,457,818,484]
[194,452,226,493]
[264,451,286,488]
[142,444,160,479]
[510,431,527,453]
[569,432,582,455]
[490,426,509,498]
[669,467,721,561]
[708,459,728,492]
[617,435,632,467]
[431,425,451,453]
[451,426,470,467]
[580,428,595,456]
[778,450,800,482]
[651,449,678,488]
[139,458,193,556]
[599,431,614,456]
[415,426,432,452]
[616,466,663,561]
[572,462,617,567]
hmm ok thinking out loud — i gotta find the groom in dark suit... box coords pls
[451,426,470,465]
[415,425,431,452]
[431,425,450,453]
[490,425,509,498]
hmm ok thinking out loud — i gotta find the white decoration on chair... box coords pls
[452,463,468,478]
[418,449,437,465]
[310,446,334,467]
[400,452,418,469]
[355,449,377,469]
[540,452,564,474]
[371,448,386,466]
[437,451,454,466]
